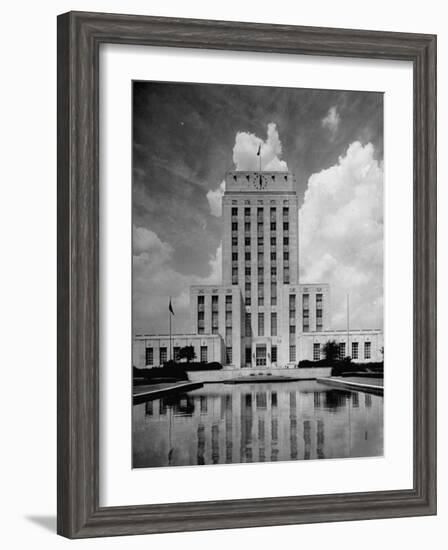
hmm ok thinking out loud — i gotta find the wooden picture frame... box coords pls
[57,11,437,538]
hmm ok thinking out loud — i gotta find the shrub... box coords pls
[183,361,223,371]
[133,365,188,383]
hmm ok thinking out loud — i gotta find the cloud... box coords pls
[299,141,383,330]
[321,106,340,136]
[233,122,288,171]
[133,226,222,333]
[206,123,288,216]
[206,180,225,217]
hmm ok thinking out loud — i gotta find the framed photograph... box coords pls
[57,11,437,538]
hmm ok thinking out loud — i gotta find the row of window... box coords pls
[232,221,290,231]
[232,206,289,217]
[144,341,372,367]
[145,345,233,366]
[313,341,371,361]
[197,295,232,335]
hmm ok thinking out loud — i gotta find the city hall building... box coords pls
[134,170,383,369]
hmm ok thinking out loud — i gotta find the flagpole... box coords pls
[169,295,172,362]
[346,293,350,359]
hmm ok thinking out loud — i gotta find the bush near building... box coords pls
[133,361,223,385]
[297,358,383,377]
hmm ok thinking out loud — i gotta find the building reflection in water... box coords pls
[133,380,383,468]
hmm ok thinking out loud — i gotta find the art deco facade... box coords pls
[134,170,383,369]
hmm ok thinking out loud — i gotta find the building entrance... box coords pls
[255,345,267,366]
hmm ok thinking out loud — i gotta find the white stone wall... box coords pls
[133,334,223,369]
[298,330,384,363]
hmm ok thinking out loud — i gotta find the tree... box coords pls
[322,340,341,362]
[177,345,196,363]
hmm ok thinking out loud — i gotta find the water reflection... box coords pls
[133,380,383,468]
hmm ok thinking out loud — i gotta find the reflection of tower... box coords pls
[225,394,233,464]
[240,393,253,462]
[303,420,311,460]
[316,419,325,459]
[211,423,220,464]
[289,391,298,460]
[197,423,205,465]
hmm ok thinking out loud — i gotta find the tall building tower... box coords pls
[222,170,299,367]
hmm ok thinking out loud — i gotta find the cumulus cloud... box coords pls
[206,123,288,216]
[133,226,222,333]
[321,106,340,136]
[299,141,383,330]
[233,122,288,172]
[206,180,225,217]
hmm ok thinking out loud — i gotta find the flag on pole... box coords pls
[169,299,175,315]
[257,143,261,156]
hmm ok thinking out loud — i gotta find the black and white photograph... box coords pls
[132,81,384,468]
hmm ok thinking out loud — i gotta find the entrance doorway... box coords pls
[256,345,267,366]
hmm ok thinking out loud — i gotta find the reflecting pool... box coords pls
[132,381,383,468]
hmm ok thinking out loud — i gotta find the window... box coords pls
[212,326,219,334]
[225,295,232,309]
[270,207,276,220]
[313,343,320,361]
[231,207,238,216]
[258,313,264,336]
[232,237,238,246]
[200,346,208,363]
[289,345,296,362]
[258,267,264,280]
[245,222,250,232]
[271,283,277,305]
[244,207,250,217]
[283,207,289,218]
[352,342,359,359]
[270,222,276,231]
[258,252,264,262]
[160,347,167,365]
[232,252,238,261]
[245,282,251,292]
[231,222,238,230]
[226,347,232,364]
[257,207,263,220]
[289,325,296,334]
[211,295,219,311]
[270,252,276,261]
[225,326,232,346]
[339,342,346,358]
[271,346,277,363]
[283,237,289,245]
[245,313,252,336]
[197,295,204,309]
[283,222,289,231]
[245,252,251,261]
[245,237,250,246]
[364,341,371,359]
[284,251,289,261]
[245,347,252,365]
[145,347,153,366]
[270,237,276,246]
[173,347,180,361]
[271,312,277,336]
[271,266,277,276]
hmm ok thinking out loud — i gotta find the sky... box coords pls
[133,81,383,334]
